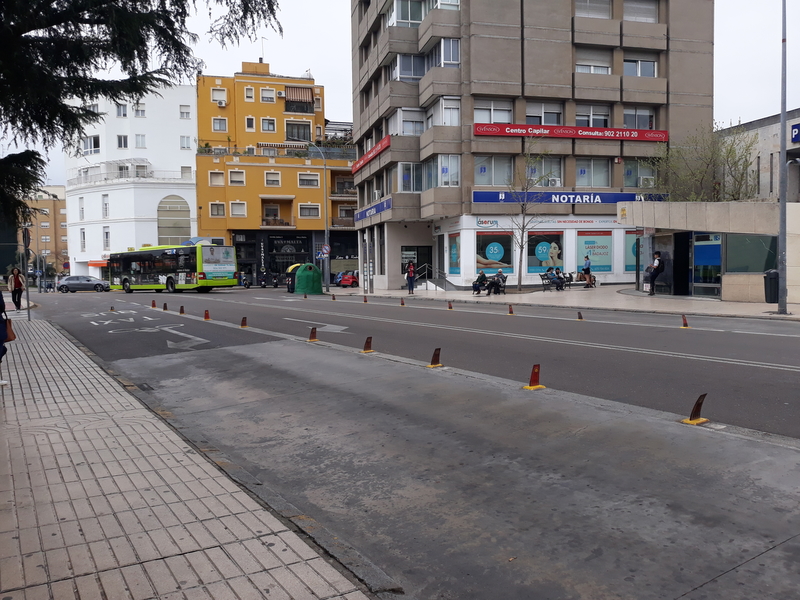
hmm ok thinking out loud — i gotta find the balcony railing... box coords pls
[261,217,296,228]
[198,143,356,161]
[67,170,193,186]
[331,217,355,228]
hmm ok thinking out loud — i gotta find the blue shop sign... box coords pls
[792,123,800,144]
[472,191,665,204]
[355,197,393,222]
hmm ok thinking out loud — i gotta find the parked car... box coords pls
[58,275,111,293]
[334,271,345,286]
[340,271,359,288]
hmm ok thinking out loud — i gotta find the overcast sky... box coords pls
[37,0,800,184]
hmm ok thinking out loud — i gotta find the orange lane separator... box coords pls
[680,393,709,425]
[427,348,443,368]
[523,364,546,391]
[307,327,319,342]
[360,337,375,353]
[204,310,210,321]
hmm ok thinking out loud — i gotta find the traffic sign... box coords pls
[316,251,325,259]
[321,244,331,256]
[35,270,42,276]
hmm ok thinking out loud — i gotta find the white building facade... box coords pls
[64,86,198,277]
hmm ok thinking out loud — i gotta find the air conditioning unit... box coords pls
[276,91,285,98]
[548,178,562,187]
[638,176,656,188]
[372,190,382,202]
[217,100,226,108]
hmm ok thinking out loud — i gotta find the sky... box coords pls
[33,0,800,184]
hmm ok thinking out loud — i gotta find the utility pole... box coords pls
[778,0,788,313]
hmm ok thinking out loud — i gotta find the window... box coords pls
[474,99,513,124]
[393,55,426,81]
[228,170,245,185]
[102,194,109,218]
[134,134,145,148]
[576,104,610,128]
[244,87,254,101]
[526,102,562,125]
[230,202,247,216]
[575,0,611,18]
[261,147,278,157]
[575,47,612,74]
[118,165,129,177]
[314,97,322,110]
[260,88,275,103]
[116,104,127,117]
[623,159,656,187]
[624,0,658,23]
[211,88,227,102]
[299,173,320,187]
[439,155,460,187]
[624,52,658,77]
[181,166,192,179]
[41,249,51,256]
[61,236,68,243]
[103,227,110,251]
[86,103,99,113]
[180,136,192,149]
[134,104,146,117]
[135,164,147,177]
[81,135,100,155]
[209,172,224,186]
[60,208,66,214]
[474,155,513,186]
[426,39,460,70]
[260,118,276,132]
[117,135,128,149]
[41,235,51,243]
[265,172,281,186]
[180,105,191,119]
[624,106,655,129]
[286,122,311,142]
[576,158,610,187]
[527,157,563,186]
[400,163,423,192]
[725,234,777,272]
[245,116,255,131]
[61,249,69,256]
[212,118,227,132]
[210,203,225,216]
[401,109,425,135]
[299,204,320,218]
[80,228,86,251]
[79,198,85,220]
[40,222,50,229]
[339,206,355,218]
[264,205,280,219]
[387,0,424,27]
[60,222,67,229]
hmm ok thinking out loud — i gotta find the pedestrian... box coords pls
[582,255,593,288]
[0,288,8,386]
[406,261,415,294]
[648,251,665,296]
[7,268,25,311]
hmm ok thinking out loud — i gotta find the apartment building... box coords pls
[16,185,68,276]
[351,0,714,290]
[63,85,198,278]
[196,62,358,280]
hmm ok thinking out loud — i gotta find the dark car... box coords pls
[58,275,111,293]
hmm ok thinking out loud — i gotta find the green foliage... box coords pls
[0,151,47,226]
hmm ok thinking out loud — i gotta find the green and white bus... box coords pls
[109,244,238,293]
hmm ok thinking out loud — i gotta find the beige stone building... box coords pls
[17,185,69,277]
[351,0,714,290]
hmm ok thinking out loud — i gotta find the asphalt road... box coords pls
[38,287,800,439]
[28,288,800,599]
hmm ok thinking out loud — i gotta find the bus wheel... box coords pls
[123,280,133,294]
[166,278,175,293]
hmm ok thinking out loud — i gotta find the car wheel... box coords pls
[166,278,175,293]
[59,285,68,293]
[69,290,76,293]
[123,280,132,294]
[352,282,359,288]
[94,284,104,292]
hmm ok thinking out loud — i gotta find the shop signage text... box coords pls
[473,191,665,204]
[793,123,800,144]
[355,197,393,222]
[352,135,391,174]
[473,123,668,142]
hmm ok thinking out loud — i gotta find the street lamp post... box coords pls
[778,0,789,313]
[288,137,330,292]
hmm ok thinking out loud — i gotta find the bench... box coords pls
[485,277,506,295]
[539,273,553,292]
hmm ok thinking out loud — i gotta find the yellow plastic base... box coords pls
[307,339,319,343]
[680,326,691,329]
[360,350,375,354]
[523,385,546,391]
[426,364,443,368]
[680,417,709,425]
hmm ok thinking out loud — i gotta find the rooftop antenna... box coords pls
[260,36,268,63]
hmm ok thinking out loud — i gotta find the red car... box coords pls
[340,272,359,288]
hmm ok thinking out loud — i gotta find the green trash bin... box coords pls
[294,263,323,295]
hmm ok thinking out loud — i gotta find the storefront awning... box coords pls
[285,86,313,102]
[88,260,107,267]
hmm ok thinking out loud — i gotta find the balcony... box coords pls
[331,217,355,229]
[622,21,667,51]
[67,170,194,187]
[261,217,296,229]
[621,75,667,104]
[573,16,621,47]
[573,72,621,102]
[197,143,356,161]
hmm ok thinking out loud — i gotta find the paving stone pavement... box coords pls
[0,320,372,600]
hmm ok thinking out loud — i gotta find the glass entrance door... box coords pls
[692,232,721,297]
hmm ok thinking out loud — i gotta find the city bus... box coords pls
[109,244,238,293]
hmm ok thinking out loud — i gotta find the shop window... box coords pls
[725,234,777,272]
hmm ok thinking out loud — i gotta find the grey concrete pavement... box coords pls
[0,320,373,600]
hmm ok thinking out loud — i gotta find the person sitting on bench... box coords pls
[472,270,487,295]
[485,269,506,296]
[546,267,564,291]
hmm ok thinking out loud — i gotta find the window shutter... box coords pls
[575,47,613,67]
[576,0,611,19]
[624,0,658,23]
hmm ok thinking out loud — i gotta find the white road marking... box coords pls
[283,318,350,333]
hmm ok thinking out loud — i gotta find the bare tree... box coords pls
[647,123,758,202]
[506,138,554,291]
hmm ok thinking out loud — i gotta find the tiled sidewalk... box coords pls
[0,320,371,600]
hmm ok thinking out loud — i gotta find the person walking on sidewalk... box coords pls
[0,289,8,386]
[582,256,593,288]
[648,251,665,296]
[406,261,416,294]
[7,268,25,311]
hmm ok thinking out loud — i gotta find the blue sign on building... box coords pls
[792,123,800,144]
[472,191,665,204]
[355,197,393,222]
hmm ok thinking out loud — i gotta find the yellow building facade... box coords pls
[196,62,357,282]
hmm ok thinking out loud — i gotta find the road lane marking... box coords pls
[283,318,351,333]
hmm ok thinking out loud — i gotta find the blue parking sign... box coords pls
[792,123,800,144]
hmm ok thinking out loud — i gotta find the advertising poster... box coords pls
[527,231,564,273]
[201,246,236,278]
[577,231,613,272]
[448,233,461,275]
[625,230,643,272]
[476,231,513,274]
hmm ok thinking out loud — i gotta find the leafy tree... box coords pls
[647,124,758,202]
[506,138,554,290]
[0,0,282,228]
